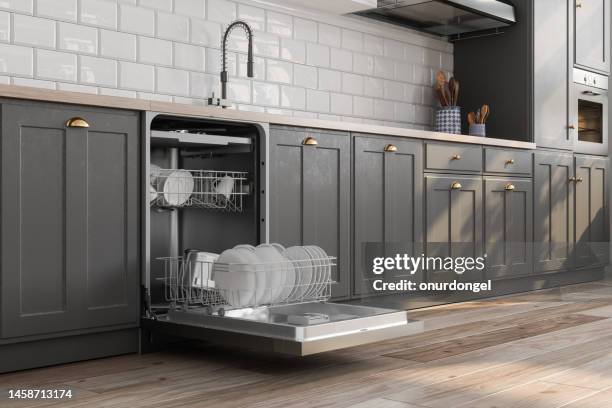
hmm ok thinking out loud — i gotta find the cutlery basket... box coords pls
[435,106,461,134]
[159,255,336,312]
[150,169,249,211]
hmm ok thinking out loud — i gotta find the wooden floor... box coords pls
[3,277,612,408]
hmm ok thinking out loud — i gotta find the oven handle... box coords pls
[582,90,602,96]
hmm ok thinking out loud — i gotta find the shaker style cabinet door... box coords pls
[268,126,351,299]
[484,178,533,279]
[574,0,610,73]
[1,102,140,339]
[424,174,484,283]
[574,155,609,269]
[533,152,575,273]
[353,136,423,296]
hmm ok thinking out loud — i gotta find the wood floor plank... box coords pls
[385,314,605,362]
[580,304,612,317]
[562,388,612,408]
[542,352,612,390]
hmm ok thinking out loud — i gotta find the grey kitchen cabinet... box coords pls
[424,174,484,283]
[574,0,610,74]
[484,177,533,279]
[533,152,575,273]
[268,126,351,299]
[1,101,140,339]
[353,135,423,296]
[574,155,609,268]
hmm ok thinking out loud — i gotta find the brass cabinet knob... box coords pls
[302,136,318,146]
[384,144,398,153]
[576,2,582,7]
[66,117,90,128]
[505,183,515,191]
[576,177,584,183]
[451,154,461,160]
[569,176,577,182]
[506,159,515,165]
[451,181,462,190]
[568,124,576,130]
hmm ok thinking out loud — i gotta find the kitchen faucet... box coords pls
[208,20,254,108]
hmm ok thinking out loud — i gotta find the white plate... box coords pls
[302,246,320,299]
[213,248,255,308]
[159,169,194,206]
[282,246,313,301]
[234,245,269,305]
[308,245,330,297]
[270,244,296,302]
[255,244,287,304]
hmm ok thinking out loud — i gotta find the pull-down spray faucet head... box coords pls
[220,20,254,105]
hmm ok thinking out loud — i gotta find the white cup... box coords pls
[213,175,235,202]
[187,252,219,289]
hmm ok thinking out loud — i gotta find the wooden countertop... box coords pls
[0,84,536,149]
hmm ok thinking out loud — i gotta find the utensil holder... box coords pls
[435,106,461,134]
[469,123,486,137]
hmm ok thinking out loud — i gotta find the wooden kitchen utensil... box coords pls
[467,111,476,126]
[480,104,489,123]
[436,71,449,106]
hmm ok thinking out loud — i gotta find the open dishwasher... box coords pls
[141,113,422,356]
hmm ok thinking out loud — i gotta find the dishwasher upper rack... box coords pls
[158,255,336,311]
[149,169,249,211]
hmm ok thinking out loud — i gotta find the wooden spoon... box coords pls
[452,79,459,107]
[480,104,489,123]
[448,77,456,106]
[467,112,476,126]
[436,71,448,106]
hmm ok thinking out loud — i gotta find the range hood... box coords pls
[354,0,516,37]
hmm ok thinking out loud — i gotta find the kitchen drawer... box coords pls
[484,148,532,175]
[425,143,482,173]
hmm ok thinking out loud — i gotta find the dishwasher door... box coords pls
[142,302,422,356]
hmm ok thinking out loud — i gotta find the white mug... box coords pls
[189,252,219,289]
[213,175,234,201]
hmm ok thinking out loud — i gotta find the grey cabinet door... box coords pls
[1,102,140,339]
[269,126,351,299]
[574,0,610,73]
[534,0,572,149]
[533,152,575,273]
[424,174,484,282]
[575,155,609,268]
[484,178,533,279]
[353,136,423,296]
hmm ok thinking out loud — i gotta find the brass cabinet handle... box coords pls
[569,176,577,182]
[451,181,462,190]
[506,159,515,165]
[384,144,398,153]
[66,117,90,128]
[505,183,515,191]
[576,2,582,7]
[451,154,461,160]
[568,124,576,130]
[576,177,584,183]
[302,136,318,146]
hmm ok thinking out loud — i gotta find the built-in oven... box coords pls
[571,68,608,155]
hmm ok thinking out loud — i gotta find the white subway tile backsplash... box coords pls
[80,0,117,29]
[394,102,415,123]
[101,30,136,60]
[280,38,305,64]
[190,71,218,97]
[226,77,250,103]
[157,66,189,95]
[37,0,77,21]
[236,53,264,79]
[442,52,453,71]
[207,0,236,25]
[353,53,374,76]
[174,42,205,71]
[293,110,317,119]
[0,43,33,75]
[404,84,421,104]
[415,105,432,125]
[59,23,97,54]
[319,24,341,48]
[280,85,305,109]
[204,47,221,74]
[0,0,33,13]
[384,39,405,60]
[80,55,116,86]
[318,68,341,92]
[120,4,154,35]
[374,56,394,79]
[237,4,264,31]
[363,77,383,98]
[13,77,55,89]
[36,49,77,81]
[341,29,362,52]
[174,0,205,17]
[99,87,137,98]
[254,32,279,58]
[306,89,329,113]
[119,61,154,91]
[0,75,11,84]
[157,12,189,42]
[394,61,414,82]
[330,92,352,115]
[383,80,404,102]
[413,65,432,85]
[139,0,171,11]
[374,99,394,121]
[293,64,316,89]
[13,15,55,47]
[191,19,221,47]
[139,37,172,65]
[57,82,97,93]
[266,59,292,84]
[293,17,317,42]
[318,113,341,121]
[138,91,172,101]
[306,43,329,68]
[253,81,279,106]
[0,11,9,42]
[238,103,264,112]
[405,43,424,64]
[342,72,363,95]
[267,11,292,37]
[353,96,373,117]
[330,48,352,72]
[424,48,441,68]
[363,34,383,56]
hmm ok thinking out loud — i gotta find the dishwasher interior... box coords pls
[142,114,422,356]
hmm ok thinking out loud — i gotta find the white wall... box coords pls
[0,0,453,129]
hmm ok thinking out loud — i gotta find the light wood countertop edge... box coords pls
[0,84,536,150]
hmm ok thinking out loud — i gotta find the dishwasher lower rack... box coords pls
[143,302,423,356]
[159,255,335,312]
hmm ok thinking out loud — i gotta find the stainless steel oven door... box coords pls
[571,83,608,155]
